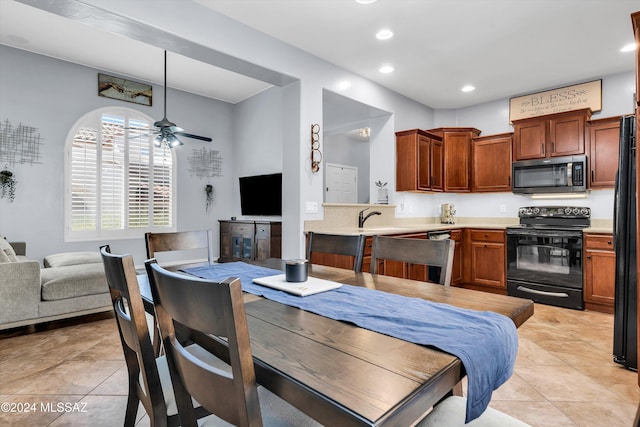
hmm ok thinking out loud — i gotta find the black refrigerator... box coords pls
[613,114,637,371]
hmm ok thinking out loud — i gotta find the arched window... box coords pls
[65,107,176,241]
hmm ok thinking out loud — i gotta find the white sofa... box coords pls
[0,239,111,330]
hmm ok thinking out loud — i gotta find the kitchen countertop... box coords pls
[305,218,614,236]
[304,205,613,236]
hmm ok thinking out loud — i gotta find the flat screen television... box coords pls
[239,173,282,216]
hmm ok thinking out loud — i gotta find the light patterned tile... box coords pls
[48,395,128,427]
[553,400,638,427]
[489,400,577,427]
[516,364,620,402]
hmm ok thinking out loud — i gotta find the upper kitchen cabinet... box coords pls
[395,129,443,192]
[471,133,513,192]
[427,127,481,192]
[587,116,621,188]
[512,109,591,160]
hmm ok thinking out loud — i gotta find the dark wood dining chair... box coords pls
[145,259,321,427]
[145,230,214,266]
[306,232,366,272]
[99,245,210,427]
[370,235,455,286]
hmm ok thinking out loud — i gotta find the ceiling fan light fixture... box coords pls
[153,135,164,147]
[167,134,184,148]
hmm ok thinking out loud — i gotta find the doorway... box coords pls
[325,163,358,203]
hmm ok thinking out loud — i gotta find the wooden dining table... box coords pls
[138,260,534,427]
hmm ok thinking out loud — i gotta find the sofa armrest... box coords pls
[0,260,41,324]
[9,242,26,256]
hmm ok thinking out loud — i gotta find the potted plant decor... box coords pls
[0,169,17,202]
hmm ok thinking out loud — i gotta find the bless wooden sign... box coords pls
[509,80,602,122]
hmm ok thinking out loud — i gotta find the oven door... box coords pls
[506,228,583,288]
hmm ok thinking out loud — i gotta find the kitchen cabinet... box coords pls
[512,109,591,160]
[587,116,620,189]
[395,129,443,192]
[449,229,464,286]
[428,127,481,192]
[584,233,615,314]
[471,133,513,192]
[464,229,506,290]
[219,220,281,262]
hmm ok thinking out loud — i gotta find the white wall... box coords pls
[0,45,236,264]
[232,86,284,220]
[80,0,437,257]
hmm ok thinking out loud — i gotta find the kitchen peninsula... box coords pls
[305,203,613,312]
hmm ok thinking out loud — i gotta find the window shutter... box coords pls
[67,108,175,241]
[71,128,98,232]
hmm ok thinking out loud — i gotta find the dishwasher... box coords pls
[427,231,451,283]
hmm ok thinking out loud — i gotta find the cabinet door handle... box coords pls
[591,170,595,182]
[551,142,555,153]
[607,241,612,245]
[541,143,545,155]
[586,255,591,259]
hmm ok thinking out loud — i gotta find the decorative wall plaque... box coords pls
[509,80,602,122]
[0,119,43,166]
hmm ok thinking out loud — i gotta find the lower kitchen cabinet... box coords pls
[584,233,616,313]
[464,229,506,291]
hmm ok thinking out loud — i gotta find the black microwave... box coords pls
[511,155,588,194]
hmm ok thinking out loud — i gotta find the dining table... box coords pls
[138,259,534,427]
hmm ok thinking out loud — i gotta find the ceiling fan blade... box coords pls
[174,131,213,142]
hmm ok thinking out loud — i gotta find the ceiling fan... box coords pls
[150,50,213,148]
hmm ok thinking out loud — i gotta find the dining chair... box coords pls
[145,230,214,266]
[306,232,366,272]
[416,396,530,426]
[369,235,455,286]
[100,245,210,427]
[145,259,322,427]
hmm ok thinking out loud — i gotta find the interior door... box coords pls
[325,163,358,203]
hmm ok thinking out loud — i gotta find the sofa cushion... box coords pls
[44,251,102,268]
[0,238,18,262]
[40,263,108,301]
[0,249,9,263]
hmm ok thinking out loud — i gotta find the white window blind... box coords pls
[66,108,175,241]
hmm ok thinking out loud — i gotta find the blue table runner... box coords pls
[183,262,518,423]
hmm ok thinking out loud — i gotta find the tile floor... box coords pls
[0,304,638,426]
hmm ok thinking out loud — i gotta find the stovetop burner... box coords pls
[513,206,591,229]
[518,206,591,219]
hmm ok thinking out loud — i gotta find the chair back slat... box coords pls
[306,232,366,272]
[145,259,263,427]
[145,230,214,265]
[370,236,455,286]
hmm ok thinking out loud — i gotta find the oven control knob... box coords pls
[564,207,572,215]
[525,208,532,215]
[573,208,580,215]
[533,207,540,214]
[541,208,547,215]
[580,208,589,216]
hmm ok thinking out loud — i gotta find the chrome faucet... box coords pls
[358,208,382,228]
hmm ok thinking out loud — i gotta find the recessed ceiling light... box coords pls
[461,85,476,92]
[620,42,637,53]
[376,29,394,40]
[355,0,377,4]
[379,65,394,74]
